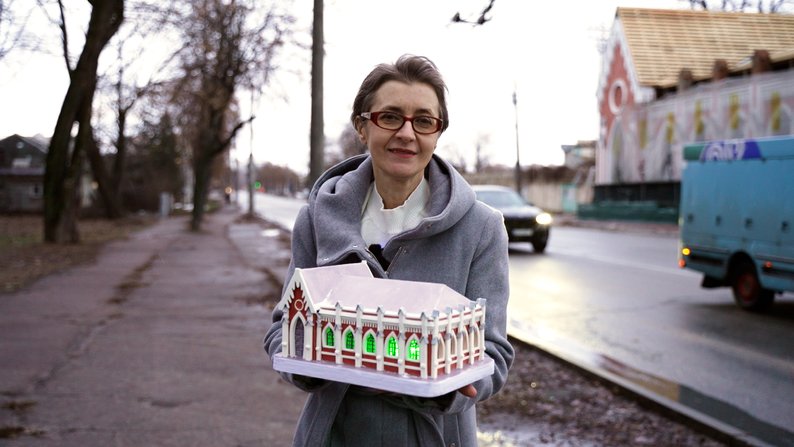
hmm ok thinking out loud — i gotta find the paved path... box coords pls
[0,207,302,446]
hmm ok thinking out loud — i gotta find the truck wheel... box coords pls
[731,261,775,311]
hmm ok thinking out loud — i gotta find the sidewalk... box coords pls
[0,206,302,446]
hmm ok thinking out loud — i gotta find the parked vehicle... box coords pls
[471,185,552,253]
[678,136,794,311]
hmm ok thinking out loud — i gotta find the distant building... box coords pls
[560,141,596,213]
[561,140,596,169]
[0,134,48,212]
[0,134,95,213]
[596,7,794,209]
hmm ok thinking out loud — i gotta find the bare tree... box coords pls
[90,6,176,219]
[474,133,492,173]
[451,0,495,25]
[166,0,294,231]
[683,0,794,12]
[0,0,25,60]
[43,0,124,243]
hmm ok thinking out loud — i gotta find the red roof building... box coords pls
[594,7,794,205]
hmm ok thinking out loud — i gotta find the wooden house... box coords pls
[0,134,48,212]
[596,8,794,207]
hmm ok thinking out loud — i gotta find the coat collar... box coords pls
[308,154,476,267]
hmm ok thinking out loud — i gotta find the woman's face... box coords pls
[356,80,441,187]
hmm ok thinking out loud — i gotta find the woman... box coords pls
[264,54,513,446]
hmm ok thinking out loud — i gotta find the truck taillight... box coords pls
[762,261,773,272]
[681,247,691,256]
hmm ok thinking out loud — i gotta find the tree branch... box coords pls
[216,114,255,156]
[451,0,495,25]
[56,0,72,74]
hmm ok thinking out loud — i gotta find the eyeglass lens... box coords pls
[374,112,440,134]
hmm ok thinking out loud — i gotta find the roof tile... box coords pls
[617,7,794,88]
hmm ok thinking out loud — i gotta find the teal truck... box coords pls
[678,136,794,310]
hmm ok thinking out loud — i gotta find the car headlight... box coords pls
[535,212,552,226]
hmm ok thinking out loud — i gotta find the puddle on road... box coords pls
[509,319,794,447]
[477,416,600,447]
[260,229,281,238]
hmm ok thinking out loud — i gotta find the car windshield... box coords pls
[476,190,528,208]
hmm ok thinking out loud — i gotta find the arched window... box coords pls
[290,314,305,358]
[407,338,420,361]
[365,333,376,354]
[324,327,334,347]
[437,337,446,360]
[344,330,355,350]
[386,335,398,358]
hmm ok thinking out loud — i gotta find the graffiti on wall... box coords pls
[597,70,794,185]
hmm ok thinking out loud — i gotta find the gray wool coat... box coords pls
[264,154,514,447]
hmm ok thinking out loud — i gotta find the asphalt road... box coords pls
[246,192,794,446]
[506,227,794,446]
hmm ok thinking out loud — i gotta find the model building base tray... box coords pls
[272,355,494,398]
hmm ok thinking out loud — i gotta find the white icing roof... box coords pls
[293,262,475,317]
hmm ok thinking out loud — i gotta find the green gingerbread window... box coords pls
[345,330,355,350]
[365,333,376,354]
[386,336,398,357]
[407,339,420,361]
[325,327,334,347]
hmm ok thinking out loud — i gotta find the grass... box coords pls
[0,214,156,293]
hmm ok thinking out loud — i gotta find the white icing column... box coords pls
[281,301,290,355]
[397,308,406,375]
[354,305,363,367]
[315,314,323,361]
[444,307,453,374]
[334,302,343,364]
[376,306,385,371]
[430,310,440,379]
[478,298,487,360]
[419,312,429,379]
[305,312,314,360]
[468,301,477,365]
[457,305,466,369]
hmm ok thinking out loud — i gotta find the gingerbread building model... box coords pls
[272,262,494,397]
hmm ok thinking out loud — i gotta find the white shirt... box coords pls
[361,178,430,247]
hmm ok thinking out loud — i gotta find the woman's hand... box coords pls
[458,384,477,398]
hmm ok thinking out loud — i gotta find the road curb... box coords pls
[508,329,780,447]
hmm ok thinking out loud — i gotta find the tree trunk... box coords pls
[190,153,211,231]
[84,131,124,218]
[189,110,253,231]
[43,0,124,243]
[54,127,85,243]
[81,78,124,219]
[111,110,128,208]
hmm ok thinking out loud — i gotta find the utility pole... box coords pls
[308,0,324,187]
[247,152,254,216]
[513,90,522,195]
[248,91,255,216]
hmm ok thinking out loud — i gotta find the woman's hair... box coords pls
[350,54,449,133]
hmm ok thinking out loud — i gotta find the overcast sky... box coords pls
[0,0,686,175]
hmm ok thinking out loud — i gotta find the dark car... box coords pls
[472,185,552,253]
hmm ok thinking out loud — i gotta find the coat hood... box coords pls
[306,154,476,266]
